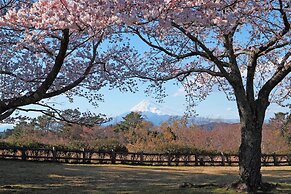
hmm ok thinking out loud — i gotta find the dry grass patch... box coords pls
[0,160,290,193]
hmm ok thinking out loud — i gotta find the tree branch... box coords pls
[44,38,102,98]
[0,29,70,112]
[133,67,224,82]
[17,102,109,126]
[258,41,290,57]
[0,108,15,121]
[258,62,291,102]
[33,29,70,97]
[0,70,17,77]
[256,0,290,55]
[130,27,208,60]
[0,0,15,11]
[171,22,230,80]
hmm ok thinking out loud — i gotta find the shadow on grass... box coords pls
[0,160,290,194]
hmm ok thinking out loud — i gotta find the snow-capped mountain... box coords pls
[107,111,174,126]
[130,100,174,115]
[130,100,163,115]
[106,100,239,126]
[106,100,177,126]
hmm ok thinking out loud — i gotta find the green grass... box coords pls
[0,160,290,193]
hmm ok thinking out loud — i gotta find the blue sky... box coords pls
[52,24,290,121]
[0,79,289,132]
[2,29,289,123]
[48,80,289,120]
[72,30,290,120]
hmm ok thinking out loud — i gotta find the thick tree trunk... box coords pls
[239,118,263,191]
[236,99,270,192]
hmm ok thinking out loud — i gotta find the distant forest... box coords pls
[0,111,290,154]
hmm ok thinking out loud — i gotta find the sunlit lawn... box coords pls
[0,160,290,193]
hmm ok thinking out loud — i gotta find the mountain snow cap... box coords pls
[130,100,166,115]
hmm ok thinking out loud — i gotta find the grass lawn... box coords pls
[0,160,290,193]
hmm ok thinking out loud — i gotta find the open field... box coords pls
[0,160,290,193]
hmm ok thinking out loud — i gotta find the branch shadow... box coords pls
[0,160,290,194]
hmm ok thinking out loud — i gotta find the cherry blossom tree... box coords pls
[110,0,291,191]
[0,0,127,121]
[0,0,290,192]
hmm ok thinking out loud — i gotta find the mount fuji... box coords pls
[106,100,239,126]
[107,100,178,126]
[130,100,180,116]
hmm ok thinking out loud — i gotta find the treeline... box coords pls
[0,111,290,154]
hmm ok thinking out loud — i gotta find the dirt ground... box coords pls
[0,160,290,193]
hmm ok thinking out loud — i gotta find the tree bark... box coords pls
[237,99,269,192]
[239,119,263,191]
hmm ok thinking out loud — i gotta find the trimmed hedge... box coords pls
[0,140,127,152]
